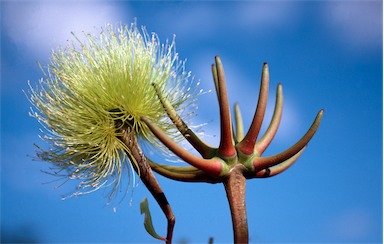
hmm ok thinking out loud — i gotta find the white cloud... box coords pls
[150,1,300,44]
[234,1,301,30]
[2,1,128,60]
[327,208,374,241]
[324,1,381,51]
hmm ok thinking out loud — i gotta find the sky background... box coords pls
[1,1,382,243]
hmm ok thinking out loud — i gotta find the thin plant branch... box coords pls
[237,63,269,155]
[117,124,175,244]
[214,56,236,158]
[253,110,324,171]
[234,103,244,143]
[211,64,220,101]
[148,159,220,183]
[253,147,305,178]
[151,83,215,159]
[141,116,226,177]
[255,83,283,155]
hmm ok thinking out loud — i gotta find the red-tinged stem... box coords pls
[223,165,249,243]
[255,83,283,155]
[148,159,221,183]
[211,64,220,102]
[152,83,215,158]
[253,110,324,171]
[234,103,244,143]
[215,56,236,158]
[118,125,175,244]
[141,116,224,177]
[254,147,305,178]
[237,63,269,155]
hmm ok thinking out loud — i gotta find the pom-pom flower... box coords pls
[27,22,198,200]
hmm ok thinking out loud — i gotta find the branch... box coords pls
[233,103,244,143]
[141,116,226,177]
[237,63,269,155]
[223,165,248,243]
[151,83,215,159]
[214,56,236,158]
[211,64,220,102]
[117,125,175,243]
[254,147,305,178]
[253,109,323,171]
[148,159,221,183]
[255,83,283,155]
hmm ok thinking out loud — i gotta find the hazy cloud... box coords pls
[2,1,127,60]
[323,1,381,52]
[235,1,301,30]
[327,208,374,241]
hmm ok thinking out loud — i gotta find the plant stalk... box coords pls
[223,165,249,243]
[118,125,175,244]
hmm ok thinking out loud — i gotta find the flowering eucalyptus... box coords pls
[27,20,323,243]
[27,22,200,242]
[142,56,323,243]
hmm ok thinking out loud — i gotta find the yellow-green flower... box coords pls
[27,22,199,199]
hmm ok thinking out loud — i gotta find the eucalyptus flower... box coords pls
[27,22,198,200]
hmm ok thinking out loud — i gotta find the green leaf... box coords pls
[140,197,166,241]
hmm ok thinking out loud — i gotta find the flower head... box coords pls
[27,22,199,199]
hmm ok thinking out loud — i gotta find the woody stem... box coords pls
[118,125,175,244]
[223,165,249,243]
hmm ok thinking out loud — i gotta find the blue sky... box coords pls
[1,1,382,243]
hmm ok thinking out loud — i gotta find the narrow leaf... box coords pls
[140,197,166,241]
